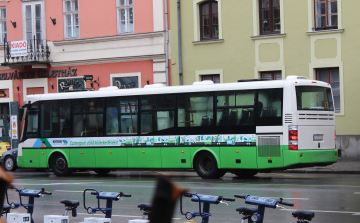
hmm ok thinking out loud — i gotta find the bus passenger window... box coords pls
[73,99,104,137]
[216,90,255,126]
[140,95,175,134]
[106,97,138,135]
[257,89,283,126]
[178,93,213,127]
[41,100,71,138]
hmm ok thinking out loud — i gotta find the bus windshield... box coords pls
[296,86,334,111]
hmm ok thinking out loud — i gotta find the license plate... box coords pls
[313,134,323,141]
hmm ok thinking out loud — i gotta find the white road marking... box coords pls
[267,197,309,200]
[14,182,102,186]
[77,213,181,220]
[55,190,85,193]
[281,209,360,215]
[354,192,360,194]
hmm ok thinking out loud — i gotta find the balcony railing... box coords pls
[2,36,51,66]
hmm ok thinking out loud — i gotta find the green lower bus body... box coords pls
[17,146,338,173]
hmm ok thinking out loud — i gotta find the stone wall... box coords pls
[336,135,360,160]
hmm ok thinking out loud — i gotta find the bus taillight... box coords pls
[289,130,298,140]
[289,126,298,150]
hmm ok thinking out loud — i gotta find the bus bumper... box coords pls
[283,149,338,168]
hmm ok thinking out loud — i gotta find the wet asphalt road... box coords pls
[4,169,360,223]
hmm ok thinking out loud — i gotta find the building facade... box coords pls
[170,0,360,160]
[0,0,170,148]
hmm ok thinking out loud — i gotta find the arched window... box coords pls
[199,1,218,40]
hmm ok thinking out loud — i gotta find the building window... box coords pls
[201,74,220,83]
[199,1,218,40]
[117,0,134,34]
[259,0,281,35]
[23,1,44,43]
[261,71,282,80]
[316,68,340,112]
[0,8,6,43]
[314,0,337,30]
[64,0,79,38]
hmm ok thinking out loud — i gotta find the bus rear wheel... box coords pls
[94,169,112,175]
[232,169,258,178]
[50,154,72,176]
[194,152,224,179]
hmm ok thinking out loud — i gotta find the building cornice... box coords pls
[306,29,344,36]
[251,34,286,40]
[53,31,165,46]
[50,54,166,67]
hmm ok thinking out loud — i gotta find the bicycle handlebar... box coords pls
[221,197,235,202]
[183,193,193,198]
[234,194,248,199]
[278,198,294,207]
[41,188,52,195]
[120,192,131,197]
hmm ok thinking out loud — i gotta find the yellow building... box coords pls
[170,0,359,160]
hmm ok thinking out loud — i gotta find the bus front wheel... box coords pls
[50,154,72,176]
[232,169,258,178]
[194,152,223,179]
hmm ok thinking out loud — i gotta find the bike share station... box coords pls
[2,186,315,223]
[3,187,134,223]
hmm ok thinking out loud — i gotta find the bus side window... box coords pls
[257,89,283,126]
[40,100,71,138]
[73,99,104,137]
[178,93,213,127]
[216,90,255,126]
[106,96,138,135]
[140,95,175,134]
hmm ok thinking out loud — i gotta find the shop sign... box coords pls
[0,90,7,97]
[11,40,28,57]
[58,78,84,92]
[112,76,138,89]
[11,115,17,140]
[0,67,77,80]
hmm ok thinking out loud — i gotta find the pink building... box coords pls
[0,0,170,147]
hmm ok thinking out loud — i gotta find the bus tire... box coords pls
[50,153,72,176]
[94,169,111,175]
[216,169,227,178]
[194,152,222,179]
[232,169,258,178]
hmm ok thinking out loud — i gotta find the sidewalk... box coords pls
[281,158,360,174]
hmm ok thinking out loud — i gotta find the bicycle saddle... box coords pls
[138,203,152,212]
[60,199,80,208]
[2,204,11,213]
[292,210,315,221]
[236,206,258,216]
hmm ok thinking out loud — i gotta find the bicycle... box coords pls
[83,188,131,218]
[180,192,235,223]
[234,194,315,223]
[1,187,21,217]
[7,187,52,223]
[137,203,152,220]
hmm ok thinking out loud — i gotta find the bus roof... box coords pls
[25,76,331,103]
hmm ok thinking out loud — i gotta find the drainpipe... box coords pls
[165,0,169,86]
[177,0,183,85]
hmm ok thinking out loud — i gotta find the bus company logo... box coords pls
[63,140,68,145]
[52,140,63,144]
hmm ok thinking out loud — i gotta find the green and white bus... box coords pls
[17,76,338,178]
